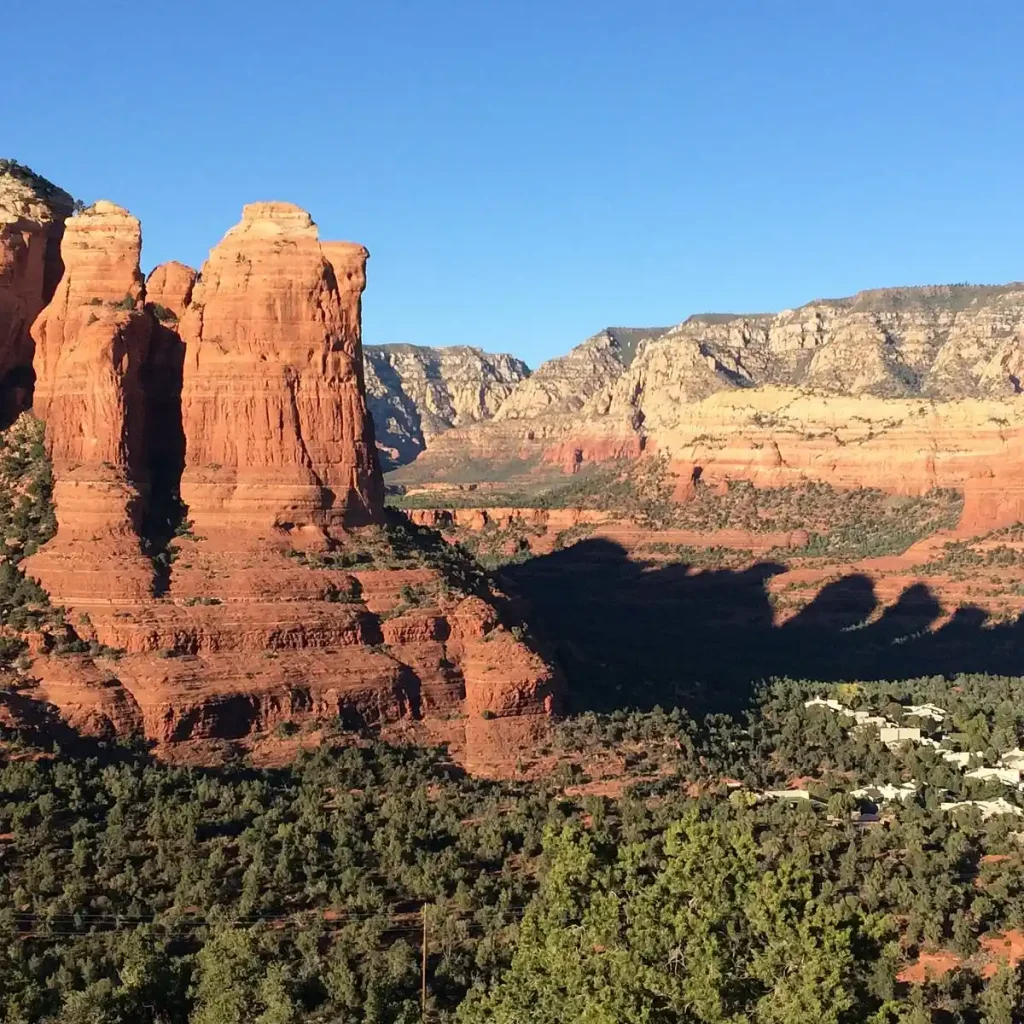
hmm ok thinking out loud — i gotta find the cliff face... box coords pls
[642,388,1024,531]
[387,327,670,481]
[15,196,557,768]
[599,284,1024,426]
[25,201,155,602]
[492,328,663,422]
[0,161,75,419]
[398,287,1024,528]
[365,344,529,467]
[178,203,383,538]
[364,328,669,472]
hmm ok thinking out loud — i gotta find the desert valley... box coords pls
[6,153,1024,1021]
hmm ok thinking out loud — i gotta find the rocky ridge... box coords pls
[364,343,529,468]
[492,327,666,422]
[396,287,1024,531]
[0,184,557,767]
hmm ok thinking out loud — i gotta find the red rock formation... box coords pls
[178,204,383,543]
[0,165,74,417]
[18,199,558,770]
[146,261,195,319]
[25,202,155,602]
[144,261,196,551]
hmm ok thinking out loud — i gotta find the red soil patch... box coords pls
[979,930,1024,978]
[899,930,1024,984]
[898,950,963,983]
[564,778,630,799]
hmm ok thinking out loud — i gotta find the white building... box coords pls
[762,789,813,802]
[1001,748,1024,770]
[851,783,918,803]
[853,712,892,729]
[804,698,853,716]
[966,766,1023,786]
[906,703,947,722]
[942,751,972,769]
[940,798,1024,820]
[879,726,922,746]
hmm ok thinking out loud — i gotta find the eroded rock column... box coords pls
[25,201,155,603]
[178,203,383,544]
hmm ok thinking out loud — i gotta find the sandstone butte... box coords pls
[13,199,558,769]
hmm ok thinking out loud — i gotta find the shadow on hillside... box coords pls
[499,538,1024,716]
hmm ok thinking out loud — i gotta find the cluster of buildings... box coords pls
[803,696,949,748]
[762,696,1024,821]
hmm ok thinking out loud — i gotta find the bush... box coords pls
[149,303,178,323]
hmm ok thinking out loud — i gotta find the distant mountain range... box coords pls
[368,284,1024,469]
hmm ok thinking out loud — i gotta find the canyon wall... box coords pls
[365,344,529,468]
[363,327,667,471]
[395,288,1024,531]
[0,161,75,419]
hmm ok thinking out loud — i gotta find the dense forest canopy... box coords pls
[4,676,1024,1022]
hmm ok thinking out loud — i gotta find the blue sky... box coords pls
[6,1,1024,367]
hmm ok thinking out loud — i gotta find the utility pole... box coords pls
[420,905,428,1021]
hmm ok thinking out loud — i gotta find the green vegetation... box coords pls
[674,479,963,559]
[390,462,962,560]
[386,462,652,516]
[150,303,178,324]
[917,524,1024,577]
[0,416,60,653]
[288,512,486,598]
[378,584,432,620]
[0,415,56,564]
[388,454,546,488]
[4,677,1024,1020]
[837,282,1024,315]
[451,520,547,570]
[0,416,124,661]
[0,159,76,209]
[635,542,756,569]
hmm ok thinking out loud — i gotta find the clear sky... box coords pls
[6,1,1024,367]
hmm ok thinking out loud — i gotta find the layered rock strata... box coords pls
[21,200,557,766]
[178,203,382,539]
[0,161,75,418]
[365,344,529,468]
[25,201,155,602]
[398,287,1024,531]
